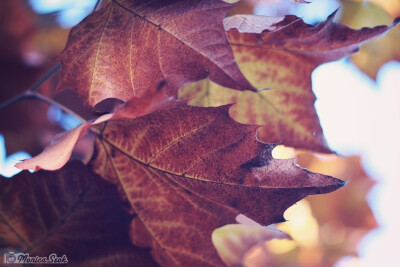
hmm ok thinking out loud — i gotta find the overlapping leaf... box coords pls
[180,12,399,153]
[90,105,345,266]
[0,161,157,267]
[251,154,378,266]
[212,215,290,267]
[58,0,255,110]
[15,88,179,171]
[340,1,400,79]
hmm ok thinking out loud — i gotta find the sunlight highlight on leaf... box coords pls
[267,239,297,254]
[279,200,320,248]
[271,145,297,159]
[212,222,289,266]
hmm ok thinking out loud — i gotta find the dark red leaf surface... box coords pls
[0,162,158,267]
[58,0,255,110]
[90,105,345,266]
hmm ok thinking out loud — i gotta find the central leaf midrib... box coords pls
[99,119,335,189]
[101,139,186,267]
[100,117,255,186]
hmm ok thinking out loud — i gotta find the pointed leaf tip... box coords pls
[90,105,346,265]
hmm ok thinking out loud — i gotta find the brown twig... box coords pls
[0,63,86,123]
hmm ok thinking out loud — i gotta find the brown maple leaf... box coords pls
[248,153,378,266]
[0,161,158,267]
[90,105,345,266]
[58,0,255,110]
[180,12,399,153]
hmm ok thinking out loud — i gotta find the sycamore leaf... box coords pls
[259,154,378,266]
[0,161,157,267]
[179,12,399,153]
[58,0,255,110]
[90,105,345,266]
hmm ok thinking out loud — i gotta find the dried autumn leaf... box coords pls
[180,12,399,153]
[58,0,255,110]
[90,105,345,266]
[252,154,378,267]
[0,161,157,267]
[340,1,400,79]
[15,114,112,171]
[15,87,178,171]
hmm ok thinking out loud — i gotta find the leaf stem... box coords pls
[0,94,26,110]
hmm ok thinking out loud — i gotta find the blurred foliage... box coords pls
[230,0,400,80]
[340,0,400,79]
[0,0,88,157]
[0,0,62,156]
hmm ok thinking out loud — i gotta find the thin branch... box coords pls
[0,63,61,110]
[0,63,86,123]
[0,90,87,123]
[0,94,26,110]
[0,0,101,121]
[28,63,61,92]
[29,92,86,123]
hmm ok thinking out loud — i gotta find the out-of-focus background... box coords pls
[0,0,399,266]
